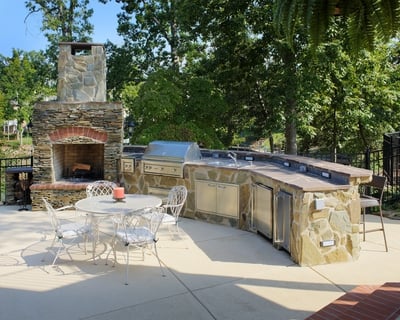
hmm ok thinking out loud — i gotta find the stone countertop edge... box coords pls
[185,159,370,192]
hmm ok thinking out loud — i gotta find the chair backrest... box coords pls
[120,207,164,240]
[147,207,165,237]
[86,180,117,197]
[363,175,386,202]
[42,197,60,231]
[165,185,188,218]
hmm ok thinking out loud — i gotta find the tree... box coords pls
[273,0,400,52]
[296,37,400,155]
[183,0,310,153]
[100,0,200,73]
[104,41,142,100]
[25,0,94,78]
[100,0,400,156]
[25,0,93,42]
[0,50,55,123]
[121,69,226,148]
[0,91,6,124]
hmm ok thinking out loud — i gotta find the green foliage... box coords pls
[296,35,400,154]
[0,50,55,124]
[273,0,400,53]
[104,42,142,100]
[2,0,398,159]
[25,0,94,79]
[130,70,182,125]
[105,0,200,72]
[121,69,226,148]
[25,0,93,42]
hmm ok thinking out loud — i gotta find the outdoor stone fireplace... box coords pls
[30,42,124,209]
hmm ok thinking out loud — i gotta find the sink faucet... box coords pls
[227,151,238,167]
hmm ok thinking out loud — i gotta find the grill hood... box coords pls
[142,141,201,163]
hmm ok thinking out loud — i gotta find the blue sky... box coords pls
[0,0,123,56]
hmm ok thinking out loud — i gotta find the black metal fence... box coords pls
[301,146,400,205]
[0,156,33,203]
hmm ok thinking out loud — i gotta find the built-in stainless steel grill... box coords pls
[142,141,201,178]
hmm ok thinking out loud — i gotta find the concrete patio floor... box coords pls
[0,204,399,320]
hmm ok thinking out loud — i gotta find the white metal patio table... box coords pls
[75,194,162,262]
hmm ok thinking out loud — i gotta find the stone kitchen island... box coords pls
[121,150,372,267]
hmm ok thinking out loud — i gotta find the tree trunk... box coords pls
[285,104,297,155]
[281,47,298,155]
[268,135,274,153]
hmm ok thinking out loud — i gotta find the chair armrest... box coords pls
[360,195,379,201]
[55,205,89,221]
[55,204,75,211]
[163,204,182,209]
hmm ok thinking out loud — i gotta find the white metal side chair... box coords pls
[360,175,388,252]
[86,180,118,197]
[42,197,92,266]
[111,207,165,285]
[86,180,119,242]
[162,185,188,232]
[144,185,188,234]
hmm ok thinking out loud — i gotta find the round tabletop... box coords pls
[75,194,162,216]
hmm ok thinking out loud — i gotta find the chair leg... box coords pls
[51,240,66,266]
[153,243,165,277]
[362,208,366,241]
[83,234,88,255]
[42,235,57,263]
[379,208,388,252]
[360,207,388,252]
[125,246,130,285]
[91,216,99,264]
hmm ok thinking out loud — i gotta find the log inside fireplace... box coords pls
[71,163,93,179]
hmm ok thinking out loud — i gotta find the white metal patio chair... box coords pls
[360,175,388,251]
[42,197,92,266]
[143,185,188,234]
[86,180,119,243]
[86,180,118,197]
[111,207,165,285]
[161,185,188,232]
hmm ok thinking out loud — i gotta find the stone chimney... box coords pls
[57,42,106,102]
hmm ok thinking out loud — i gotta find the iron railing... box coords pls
[300,147,400,205]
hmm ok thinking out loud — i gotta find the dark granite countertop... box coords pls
[186,156,372,192]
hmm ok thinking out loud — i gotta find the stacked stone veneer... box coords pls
[30,101,123,210]
[120,158,366,266]
[252,174,362,266]
[30,42,124,210]
[57,42,106,102]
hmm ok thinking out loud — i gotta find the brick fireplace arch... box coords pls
[49,127,108,143]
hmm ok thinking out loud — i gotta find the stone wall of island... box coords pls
[119,156,369,266]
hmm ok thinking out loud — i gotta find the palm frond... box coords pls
[273,0,301,45]
[309,0,337,48]
[273,0,400,53]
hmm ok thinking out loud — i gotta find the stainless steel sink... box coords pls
[206,160,249,168]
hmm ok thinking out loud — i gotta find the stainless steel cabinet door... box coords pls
[253,184,273,239]
[195,180,217,213]
[216,183,239,218]
[275,190,292,252]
